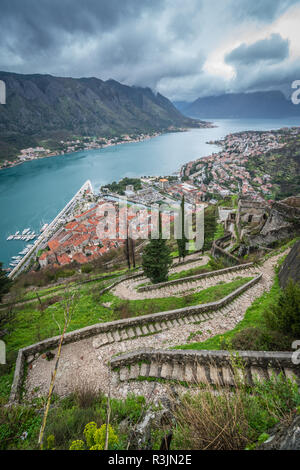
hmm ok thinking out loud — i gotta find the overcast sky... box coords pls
[1,0,300,101]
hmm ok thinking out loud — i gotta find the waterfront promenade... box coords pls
[8,180,93,279]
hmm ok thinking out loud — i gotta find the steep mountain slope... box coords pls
[175,91,300,118]
[0,71,205,161]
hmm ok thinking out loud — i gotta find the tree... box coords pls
[142,212,172,284]
[203,205,217,251]
[0,262,11,302]
[176,196,188,260]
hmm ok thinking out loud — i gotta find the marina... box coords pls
[7,229,37,241]
[7,180,93,279]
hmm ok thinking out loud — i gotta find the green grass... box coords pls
[168,260,212,281]
[2,277,253,355]
[176,276,280,350]
[111,277,252,319]
[5,269,127,305]
[214,223,225,240]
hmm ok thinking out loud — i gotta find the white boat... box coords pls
[41,223,48,232]
[6,235,13,240]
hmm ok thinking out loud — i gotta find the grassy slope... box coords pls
[4,277,252,355]
[176,277,280,350]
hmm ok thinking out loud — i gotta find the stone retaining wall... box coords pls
[138,262,254,292]
[9,274,261,403]
[212,233,240,264]
[110,348,299,387]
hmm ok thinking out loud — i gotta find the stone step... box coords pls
[92,334,109,349]
[160,363,173,380]
[148,324,156,334]
[135,326,143,336]
[141,325,149,335]
[129,363,140,380]
[112,330,121,342]
[139,362,149,377]
[119,366,129,381]
[171,362,184,381]
[195,363,208,384]
[127,328,136,339]
[148,361,160,377]
[184,363,195,382]
[106,331,114,343]
[120,329,128,341]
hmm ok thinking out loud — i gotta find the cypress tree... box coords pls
[0,262,11,302]
[176,196,188,260]
[142,212,172,284]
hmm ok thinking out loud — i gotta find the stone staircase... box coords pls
[91,276,261,350]
[114,263,259,300]
[111,349,299,388]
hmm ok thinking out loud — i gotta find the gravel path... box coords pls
[24,250,287,402]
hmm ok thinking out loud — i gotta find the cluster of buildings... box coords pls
[16,146,60,162]
[181,130,289,200]
[112,178,206,206]
[38,200,173,269]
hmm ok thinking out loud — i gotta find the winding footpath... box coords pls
[24,250,288,402]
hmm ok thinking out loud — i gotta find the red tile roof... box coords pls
[57,254,71,265]
[72,252,89,264]
[48,240,60,251]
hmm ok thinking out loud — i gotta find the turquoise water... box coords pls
[1,117,300,268]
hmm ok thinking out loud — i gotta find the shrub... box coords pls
[73,385,104,409]
[170,365,300,450]
[108,394,146,425]
[81,265,93,274]
[45,406,103,448]
[69,422,118,450]
[113,300,133,319]
[229,327,292,351]
[264,279,300,337]
[0,405,41,450]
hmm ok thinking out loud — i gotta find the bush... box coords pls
[171,370,300,450]
[229,327,292,351]
[0,405,41,450]
[73,385,104,409]
[69,422,118,450]
[113,300,133,319]
[264,279,300,337]
[81,265,93,274]
[45,406,104,449]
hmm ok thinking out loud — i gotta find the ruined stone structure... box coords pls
[236,195,300,248]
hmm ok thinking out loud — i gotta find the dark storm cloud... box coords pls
[0,0,299,100]
[229,0,299,21]
[225,34,290,65]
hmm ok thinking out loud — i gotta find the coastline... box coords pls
[0,124,214,172]
[0,131,163,172]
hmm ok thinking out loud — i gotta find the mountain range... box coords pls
[174,91,300,119]
[0,71,205,161]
